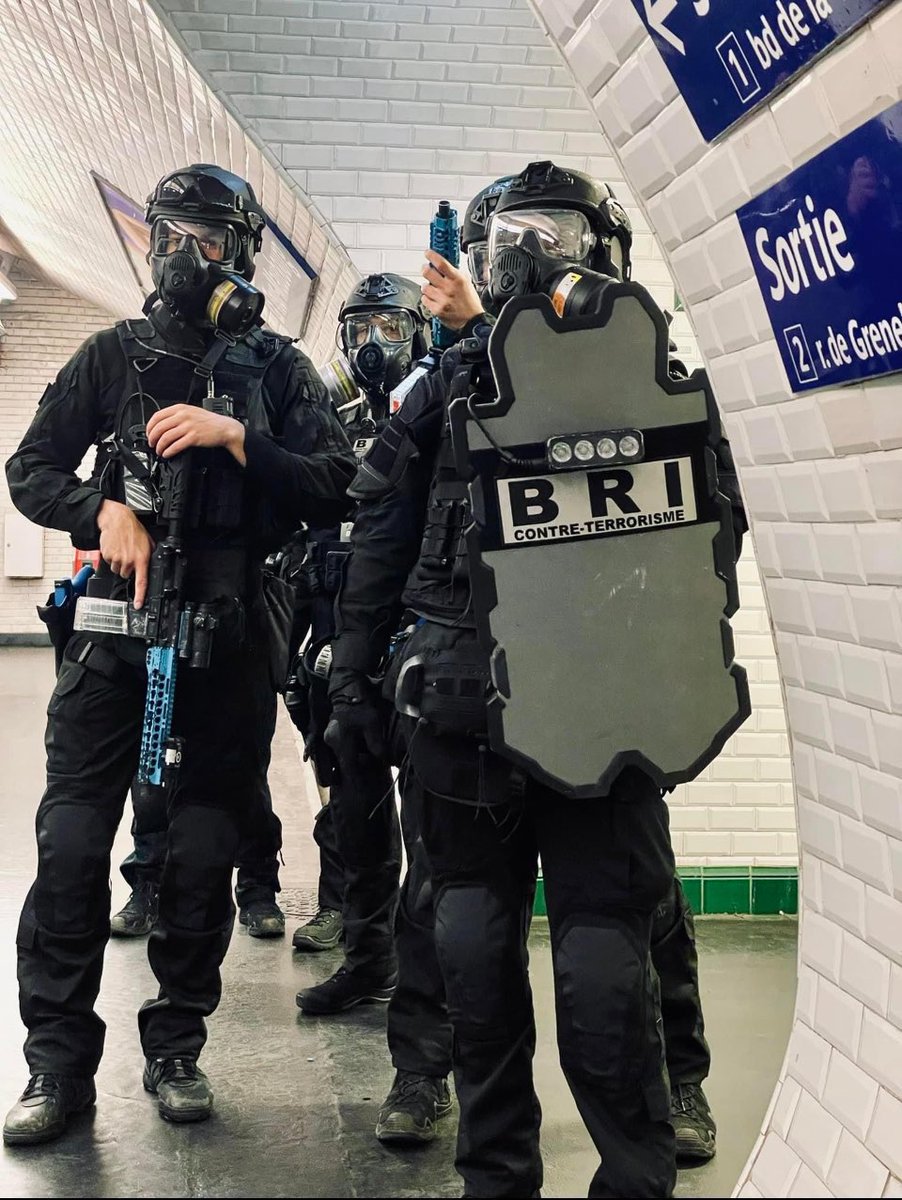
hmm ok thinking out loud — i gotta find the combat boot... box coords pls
[3,1074,96,1146]
[375,1071,453,1144]
[143,1058,213,1123]
[292,907,342,951]
[296,966,396,1014]
[671,1082,717,1162]
[110,881,159,937]
[238,899,285,939]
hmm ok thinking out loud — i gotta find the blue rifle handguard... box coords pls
[430,200,459,352]
[140,644,179,787]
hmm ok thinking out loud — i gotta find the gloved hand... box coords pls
[325,690,386,760]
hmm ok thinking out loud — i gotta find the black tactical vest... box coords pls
[104,318,287,598]
[401,411,474,627]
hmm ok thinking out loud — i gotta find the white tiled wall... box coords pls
[149,0,797,866]
[0,0,359,367]
[0,262,113,635]
[529,0,902,1194]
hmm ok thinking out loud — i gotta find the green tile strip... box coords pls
[532,867,797,917]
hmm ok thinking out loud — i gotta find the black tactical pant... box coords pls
[17,631,270,1075]
[327,741,402,980]
[120,777,282,909]
[311,801,346,913]
[387,809,709,1091]
[402,726,677,1198]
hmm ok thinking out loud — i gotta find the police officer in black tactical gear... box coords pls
[2,164,355,1147]
[327,161,747,1197]
[293,274,430,1010]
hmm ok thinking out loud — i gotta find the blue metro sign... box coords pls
[630,1,891,141]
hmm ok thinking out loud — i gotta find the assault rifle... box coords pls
[74,447,217,789]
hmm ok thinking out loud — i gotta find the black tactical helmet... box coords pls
[492,160,632,279]
[339,273,425,323]
[338,273,430,396]
[461,176,517,251]
[146,163,266,281]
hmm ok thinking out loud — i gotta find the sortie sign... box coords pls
[630,0,890,141]
[737,100,902,392]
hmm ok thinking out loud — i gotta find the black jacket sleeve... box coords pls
[328,367,448,696]
[243,347,356,531]
[5,330,122,548]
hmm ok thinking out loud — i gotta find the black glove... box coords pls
[325,689,386,760]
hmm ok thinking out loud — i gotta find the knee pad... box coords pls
[162,806,240,931]
[434,884,529,1037]
[554,914,668,1117]
[35,804,114,934]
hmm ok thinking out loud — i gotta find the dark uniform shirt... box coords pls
[6,306,356,561]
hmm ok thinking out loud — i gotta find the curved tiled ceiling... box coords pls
[0,0,358,360]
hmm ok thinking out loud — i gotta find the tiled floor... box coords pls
[0,648,797,1197]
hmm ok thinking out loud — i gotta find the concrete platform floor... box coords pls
[0,648,797,1197]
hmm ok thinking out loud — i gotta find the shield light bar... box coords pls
[546,429,645,471]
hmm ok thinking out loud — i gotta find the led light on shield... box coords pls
[574,439,595,462]
[550,440,573,464]
[597,437,617,459]
[618,435,640,458]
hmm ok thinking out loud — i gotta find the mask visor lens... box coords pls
[153,219,236,263]
[344,310,414,347]
[488,209,595,263]
[468,243,490,288]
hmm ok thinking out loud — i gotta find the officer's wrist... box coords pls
[224,419,247,467]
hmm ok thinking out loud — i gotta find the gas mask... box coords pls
[150,218,263,337]
[484,208,623,314]
[342,309,416,397]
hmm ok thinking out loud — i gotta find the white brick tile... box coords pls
[749,1131,802,1197]
[620,125,676,197]
[819,387,878,455]
[859,765,902,841]
[769,579,815,636]
[866,1088,902,1178]
[890,965,902,1031]
[819,28,897,135]
[799,638,842,697]
[800,909,843,982]
[891,837,902,904]
[610,50,663,135]
[593,0,645,63]
[813,527,865,585]
[883,1176,902,1198]
[789,689,833,753]
[664,172,716,243]
[815,974,863,1060]
[860,524,902,586]
[742,343,794,408]
[591,87,631,148]
[708,353,754,410]
[772,1076,803,1140]
[829,697,878,768]
[849,585,897,652]
[779,463,830,523]
[696,141,749,221]
[653,99,704,175]
[866,886,902,968]
[789,1163,833,1198]
[787,1088,842,1181]
[841,816,893,893]
[827,1129,890,1199]
[824,1043,881,1141]
[807,583,858,644]
[870,378,902,452]
[839,645,891,713]
[817,459,878,522]
[873,712,902,780]
[797,963,820,1023]
[859,1010,902,1103]
[820,861,867,940]
[746,410,794,467]
[731,109,792,195]
[866,452,902,520]
[777,634,804,689]
[771,73,839,164]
